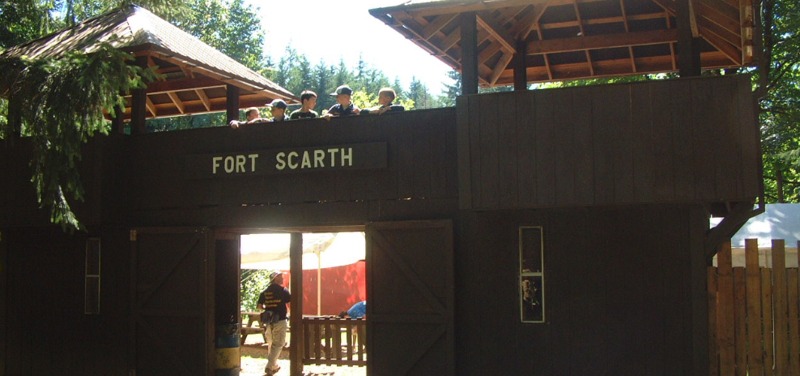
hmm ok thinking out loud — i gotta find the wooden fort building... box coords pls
[0,1,762,375]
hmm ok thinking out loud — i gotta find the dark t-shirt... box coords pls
[327,103,359,117]
[361,103,405,115]
[257,283,291,320]
[290,109,319,120]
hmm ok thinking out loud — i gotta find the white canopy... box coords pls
[711,203,799,267]
[240,232,365,270]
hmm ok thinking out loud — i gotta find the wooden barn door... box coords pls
[366,220,454,376]
[129,228,213,376]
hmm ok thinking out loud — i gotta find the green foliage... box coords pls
[178,0,262,71]
[0,0,55,48]
[0,41,157,229]
[0,98,7,138]
[267,49,429,113]
[439,70,461,107]
[754,0,800,202]
[241,269,271,311]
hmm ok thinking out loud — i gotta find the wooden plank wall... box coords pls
[457,75,761,210]
[0,108,459,228]
[119,108,458,227]
[709,240,800,375]
[456,205,710,375]
[1,227,131,375]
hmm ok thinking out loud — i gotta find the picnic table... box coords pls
[240,311,267,345]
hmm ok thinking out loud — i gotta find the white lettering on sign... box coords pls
[212,154,259,174]
[275,148,354,171]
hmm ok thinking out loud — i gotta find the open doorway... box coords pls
[237,231,367,376]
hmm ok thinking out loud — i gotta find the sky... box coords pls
[249,0,454,96]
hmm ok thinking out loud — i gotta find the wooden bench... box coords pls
[302,316,366,366]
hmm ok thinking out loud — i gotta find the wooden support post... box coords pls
[8,93,21,139]
[226,85,240,124]
[130,56,148,134]
[460,12,478,96]
[677,0,701,77]
[111,104,125,135]
[513,39,528,91]
[289,233,303,376]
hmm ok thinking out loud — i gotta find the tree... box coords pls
[0,0,248,229]
[439,70,461,107]
[752,0,800,202]
[407,77,432,109]
[1,43,157,229]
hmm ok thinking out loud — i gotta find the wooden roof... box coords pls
[1,5,296,121]
[370,0,756,85]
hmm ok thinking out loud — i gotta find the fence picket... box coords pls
[788,268,799,376]
[774,241,788,375]
[746,238,765,376]
[718,242,736,376]
[709,266,719,376]
[734,267,748,376]
[762,268,774,376]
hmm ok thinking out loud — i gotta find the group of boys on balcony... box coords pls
[229,85,405,128]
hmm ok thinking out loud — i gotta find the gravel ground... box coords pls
[238,339,366,376]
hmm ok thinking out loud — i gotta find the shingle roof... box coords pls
[2,5,296,120]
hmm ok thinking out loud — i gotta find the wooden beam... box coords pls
[145,96,157,118]
[490,52,515,85]
[145,76,224,94]
[477,12,516,53]
[289,233,303,376]
[195,89,211,112]
[677,0,702,76]
[461,12,479,95]
[130,56,148,134]
[408,0,553,18]
[619,0,638,73]
[226,85,240,123]
[404,0,605,18]
[517,3,550,40]
[422,14,458,40]
[572,0,595,77]
[111,104,125,134]
[513,39,528,91]
[167,92,186,114]
[526,29,679,55]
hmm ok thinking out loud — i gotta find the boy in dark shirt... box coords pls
[267,99,289,122]
[362,87,405,115]
[323,84,360,119]
[289,90,319,120]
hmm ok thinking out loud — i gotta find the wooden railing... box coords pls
[302,316,366,366]
[708,240,800,375]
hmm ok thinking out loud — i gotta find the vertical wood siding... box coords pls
[457,75,761,210]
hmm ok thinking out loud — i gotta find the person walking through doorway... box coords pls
[257,271,291,375]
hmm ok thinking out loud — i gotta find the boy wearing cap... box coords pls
[229,107,267,128]
[289,90,319,120]
[257,271,291,375]
[267,99,289,122]
[361,87,405,115]
[323,84,360,118]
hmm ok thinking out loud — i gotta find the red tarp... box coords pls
[284,260,366,316]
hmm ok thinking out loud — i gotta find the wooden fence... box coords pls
[708,239,800,375]
[302,316,366,367]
